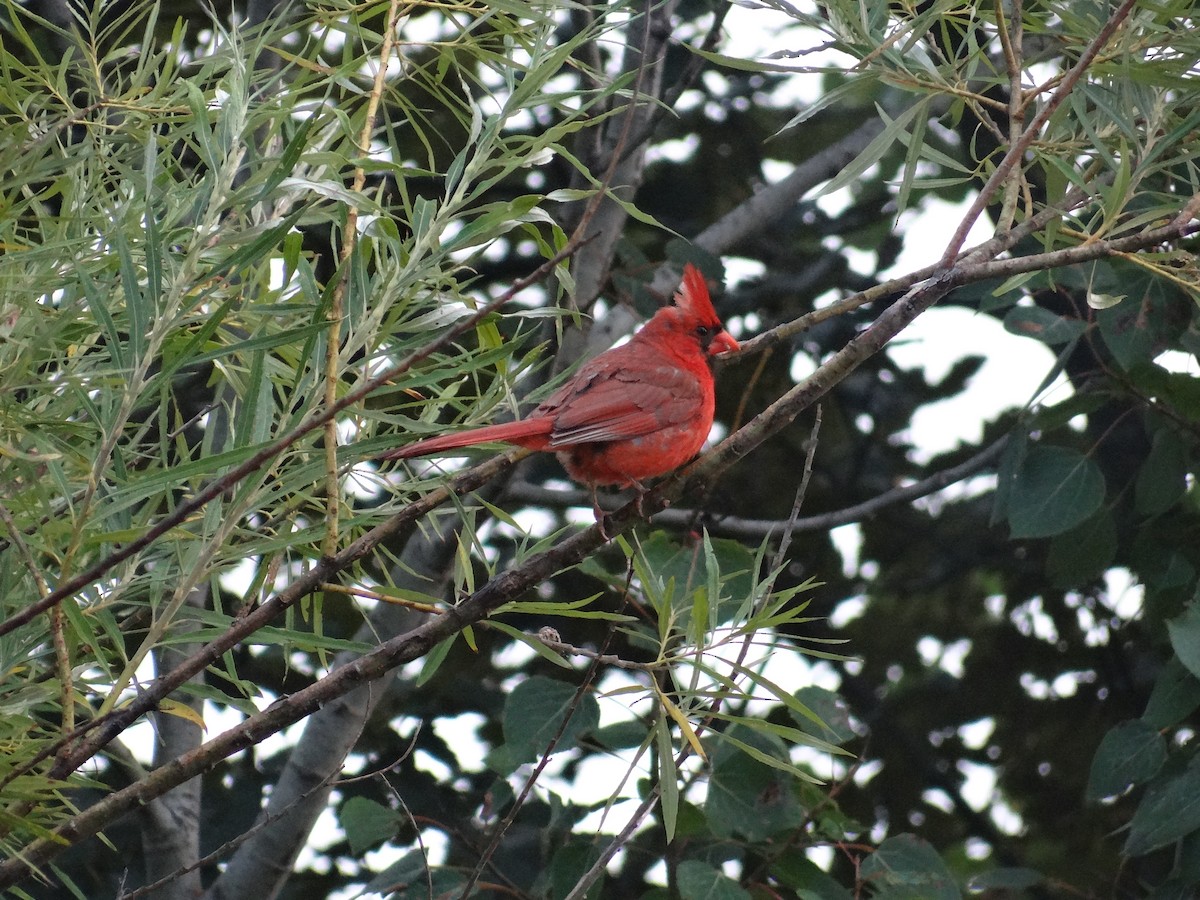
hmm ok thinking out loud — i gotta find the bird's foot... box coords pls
[591,490,611,540]
[630,479,650,517]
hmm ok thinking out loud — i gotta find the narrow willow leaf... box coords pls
[776,74,880,133]
[688,45,824,76]
[656,685,707,762]
[717,732,824,784]
[655,716,679,842]
[156,699,207,730]
[895,96,933,214]
[113,225,150,369]
[817,100,925,198]
[255,116,315,203]
[416,635,457,687]
[207,208,307,282]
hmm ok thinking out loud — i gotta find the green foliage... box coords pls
[339,795,402,855]
[1087,719,1167,803]
[1125,758,1200,858]
[1004,445,1106,539]
[495,675,600,770]
[860,834,958,900]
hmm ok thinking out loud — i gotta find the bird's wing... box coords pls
[543,364,703,447]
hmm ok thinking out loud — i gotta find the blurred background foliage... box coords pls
[2,0,1200,897]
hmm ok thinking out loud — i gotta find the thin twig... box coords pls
[940,0,1139,263]
[322,0,404,556]
[994,0,1025,233]
[695,434,1008,539]
[771,405,822,570]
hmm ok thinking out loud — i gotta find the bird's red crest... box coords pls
[675,263,718,320]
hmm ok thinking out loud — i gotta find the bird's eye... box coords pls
[695,325,712,338]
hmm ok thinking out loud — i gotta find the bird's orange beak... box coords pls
[710,330,739,357]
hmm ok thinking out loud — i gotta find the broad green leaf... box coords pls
[705,659,845,754]
[717,731,827,784]
[1143,878,1200,900]
[1046,509,1117,586]
[339,796,400,855]
[1125,758,1200,856]
[590,720,647,751]
[990,427,1028,527]
[1168,606,1200,682]
[1175,829,1200,891]
[1135,429,1188,516]
[361,851,452,897]
[1002,305,1087,345]
[675,860,751,900]
[630,531,754,630]
[1143,657,1200,730]
[770,854,853,899]
[705,725,806,841]
[1127,365,1200,420]
[1097,300,1158,371]
[549,841,605,900]
[1007,445,1106,539]
[1086,720,1167,802]
[1030,392,1108,432]
[860,833,958,900]
[500,675,599,766]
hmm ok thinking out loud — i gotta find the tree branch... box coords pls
[939,0,1139,263]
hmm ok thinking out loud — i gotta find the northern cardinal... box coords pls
[384,264,739,519]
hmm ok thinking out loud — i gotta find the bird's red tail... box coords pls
[380,417,554,460]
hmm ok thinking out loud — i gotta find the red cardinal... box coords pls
[384,263,739,517]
